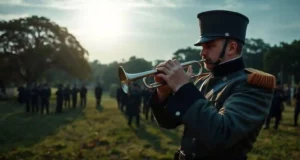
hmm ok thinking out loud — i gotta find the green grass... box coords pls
[0,93,299,160]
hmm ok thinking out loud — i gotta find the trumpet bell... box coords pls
[118,66,130,94]
[118,66,158,94]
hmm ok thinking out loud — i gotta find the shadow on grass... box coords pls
[117,109,166,154]
[277,128,299,137]
[117,105,181,147]
[0,101,84,154]
[96,104,104,112]
[130,123,167,154]
[140,116,181,145]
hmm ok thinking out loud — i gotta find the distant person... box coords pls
[264,81,284,130]
[126,83,142,127]
[120,88,128,112]
[80,85,88,107]
[0,80,6,96]
[143,87,154,121]
[31,83,39,113]
[24,84,32,113]
[40,83,51,115]
[56,84,64,113]
[94,83,103,107]
[294,86,300,126]
[116,86,123,109]
[17,85,25,104]
[286,86,292,106]
[64,84,71,108]
[71,84,78,108]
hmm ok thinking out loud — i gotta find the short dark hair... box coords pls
[229,38,244,55]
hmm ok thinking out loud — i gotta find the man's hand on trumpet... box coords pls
[155,59,195,93]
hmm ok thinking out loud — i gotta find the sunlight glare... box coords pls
[78,1,128,43]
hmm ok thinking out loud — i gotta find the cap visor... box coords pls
[194,37,219,46]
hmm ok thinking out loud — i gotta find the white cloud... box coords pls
[207,0,271,11]
[0,0,24,5]
[0,13,29,20]
[129,10,187,30]
[0,0,191,10]
[273,23,300,30]
[257,4,271,11]
[223,0,245,9]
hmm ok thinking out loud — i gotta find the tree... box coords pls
[90,60,107,84]
[0,16,91,85]
[100,56,153,91]
[172,47,201,62]
[264,40,300,83]
[172,47,207,73]
[242,38,271,70]
[153,59,166,67]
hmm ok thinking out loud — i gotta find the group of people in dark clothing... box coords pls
[18,83,52,114]
[115,81,300,129]
[116,83,155,127]
[264,81,300,129]
[16,79,299,129]
[17,82,103,114]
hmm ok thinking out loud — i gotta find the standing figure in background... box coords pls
[71,84,78,108]
[120,88,128,112]
[31,83,39,113]
[24,84,32,113]
[294,86,300,126]
[264,80,284,130]
[56,84,64,113]
[40,83,51,115]
[17,85,25,104]
[116,86,123,109]
[126,83,142,127]
[80,84,88,107]
[64,84,71,108]
[94,82,103,107]
[143,87,154,121]
[286,85,292,106]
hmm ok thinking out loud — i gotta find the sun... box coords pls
[77,1,128,43]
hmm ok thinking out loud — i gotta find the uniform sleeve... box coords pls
[148,91,182,129]
[169,82,273,150]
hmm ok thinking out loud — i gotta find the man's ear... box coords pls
[227,40,238,55]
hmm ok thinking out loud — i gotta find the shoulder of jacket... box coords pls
[244,68,276,89]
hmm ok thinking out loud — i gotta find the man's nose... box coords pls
[200,50,207,56]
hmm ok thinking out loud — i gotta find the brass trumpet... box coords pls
[118,59,206,94]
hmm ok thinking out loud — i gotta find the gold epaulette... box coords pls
[193,73,210,84]
[196,73,210,80]
[245,68,276,89]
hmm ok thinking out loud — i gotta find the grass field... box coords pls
[0,92,299,160]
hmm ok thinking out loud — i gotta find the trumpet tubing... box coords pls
[119,59,206,94]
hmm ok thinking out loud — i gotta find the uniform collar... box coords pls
[211,56,245,77]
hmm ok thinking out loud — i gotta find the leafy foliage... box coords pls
[0,16,91,84]
[264,40,300,83]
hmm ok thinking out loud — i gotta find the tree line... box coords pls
[0,16,299,93]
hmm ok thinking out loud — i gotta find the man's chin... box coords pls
[204,64,214,71]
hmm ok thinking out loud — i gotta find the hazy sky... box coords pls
[0,0,299,64]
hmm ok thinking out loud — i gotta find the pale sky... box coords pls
[0,0,300,64]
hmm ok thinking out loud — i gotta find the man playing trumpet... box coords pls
[148,10,275,160]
